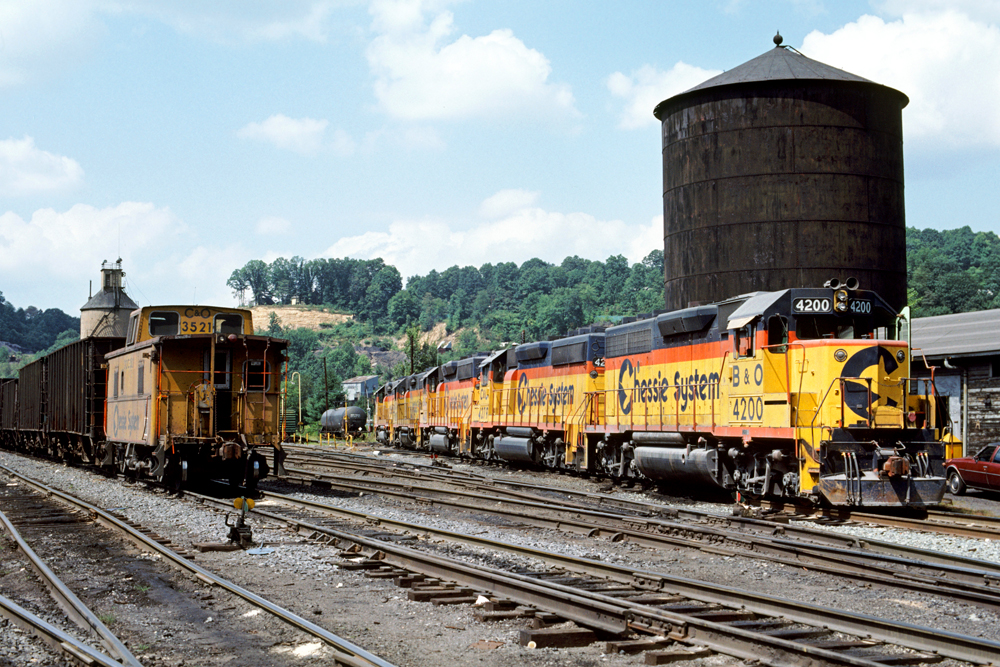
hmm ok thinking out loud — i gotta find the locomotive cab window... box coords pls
[734,323,756,359]
[148,311,179,336]
[767,315,788,351]
[214,313,243,335]
[243,360,271,391]
[795,316,871,340]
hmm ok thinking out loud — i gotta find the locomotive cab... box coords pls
[717,286,946,505]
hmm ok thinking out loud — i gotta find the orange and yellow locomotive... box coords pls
[375,284,949,507]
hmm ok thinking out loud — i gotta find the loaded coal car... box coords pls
[595,281,948,507]
[6,338,123,463]
[320,406,367,436]
[103,305,287,489]
[0,379,18,448]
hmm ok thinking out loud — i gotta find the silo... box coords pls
[653,34,909,311]
[80,259,139,338]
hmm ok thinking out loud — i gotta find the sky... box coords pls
[1,0,999,314]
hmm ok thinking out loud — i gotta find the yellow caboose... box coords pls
[104,305,287,489]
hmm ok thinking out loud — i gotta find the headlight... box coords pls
[834,349,848,362]
[835,289,848,303]
[835,302,848,312]
[897,350,906,362]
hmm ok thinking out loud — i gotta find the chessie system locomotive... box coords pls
[375,282,950,507]
[1,303,287,490]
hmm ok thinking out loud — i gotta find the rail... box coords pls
[0,504,142,666]
[226,486,1000,665]
[0,593,126,667]
[0,464,396,667]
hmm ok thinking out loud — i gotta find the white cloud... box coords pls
[0,136,84,195]
[366,0,578,122]
[331,129,358,156]
[0,2,349,86]
[321,190,660,278]
[607,63,723,130]
[237,114,330,154]
[876,0,1000,22]
[801,10,1000,148]
[255,216,292,235]
[0,201,256,312]
[478,189,539,218]
[0,0,104,86]
[0,202,179,309]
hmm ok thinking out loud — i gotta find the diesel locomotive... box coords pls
[375,282,950,507]
[0,304,288,490]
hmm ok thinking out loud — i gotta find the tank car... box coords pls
[103,305,288,489]
[320,406,367,436]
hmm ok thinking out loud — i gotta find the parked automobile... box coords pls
[945,443,1000,494]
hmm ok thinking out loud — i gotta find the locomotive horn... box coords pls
[844,277,859,290]
[824,278,841,289]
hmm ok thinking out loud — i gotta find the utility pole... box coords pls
[323,357,329,413]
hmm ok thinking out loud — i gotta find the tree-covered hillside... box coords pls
[907,226,1000,317]
[229,251,665,343]
[0,291,79,354]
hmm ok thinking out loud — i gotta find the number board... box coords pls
[792,298,831,314]
[179,307,215,334]
[848,300,871,314]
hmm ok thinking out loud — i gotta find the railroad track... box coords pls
[840,509,1000,541]
[280,444,1000,541]
[265,462,1000,613]
[0,463,395,667]
[188,484,1000,666]
[0,488,142,666]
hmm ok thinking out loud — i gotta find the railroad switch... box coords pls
[225,497,256,548]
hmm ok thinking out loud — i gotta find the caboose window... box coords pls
[127,313,139,345]
[204,351,231,388]
[214,313,243,335]
[148,311,179,336]
[243,359,270,391]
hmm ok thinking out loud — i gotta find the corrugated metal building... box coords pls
[910,309,1000,455]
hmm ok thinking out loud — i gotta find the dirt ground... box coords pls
[250,305,353,331]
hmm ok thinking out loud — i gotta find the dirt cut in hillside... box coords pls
[249,305,353,332]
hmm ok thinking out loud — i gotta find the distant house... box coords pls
[342,375,379,403]
[910,309,1000,456]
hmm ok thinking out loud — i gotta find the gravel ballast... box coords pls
[3,447,1000,666]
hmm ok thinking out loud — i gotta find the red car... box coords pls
[946,443,1000,494]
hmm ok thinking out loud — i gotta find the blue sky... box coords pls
[1,0,998,314]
